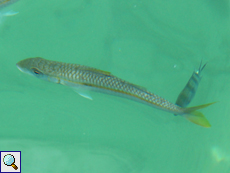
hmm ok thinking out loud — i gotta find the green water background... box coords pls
[0,0,229,172]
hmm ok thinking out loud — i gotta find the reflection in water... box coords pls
[209,146,230,172]
[212,146,229,163]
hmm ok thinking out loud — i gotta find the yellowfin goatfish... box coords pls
[0,0,19,23]
[16,57,215,128]
[176,61,207,108]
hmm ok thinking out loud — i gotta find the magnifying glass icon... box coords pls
[3,154,18,170]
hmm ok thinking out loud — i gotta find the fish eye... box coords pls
[31,68,42,75]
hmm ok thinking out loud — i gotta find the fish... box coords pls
[175,61,207,108]
[0,0,19,24]
[16,57,215,128]
[0,0,19,9]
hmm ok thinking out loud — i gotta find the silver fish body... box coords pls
[17,57,184,114]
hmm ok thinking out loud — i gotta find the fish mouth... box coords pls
[16,63,23,72]
[16,62,27,74]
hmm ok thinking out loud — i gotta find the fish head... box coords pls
[16,57,59,83]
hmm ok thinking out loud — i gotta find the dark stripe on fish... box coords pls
[175,61,207,108]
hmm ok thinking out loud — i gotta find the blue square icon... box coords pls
[0,151,21,173]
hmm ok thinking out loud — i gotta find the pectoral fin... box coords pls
[72,85,93,100]
[75,89,93,100]
[61,80,93,100]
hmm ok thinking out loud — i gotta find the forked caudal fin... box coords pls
[183,102,217,128]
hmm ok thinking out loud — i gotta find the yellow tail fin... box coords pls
[183,102,216,128]
[184,111,211,127]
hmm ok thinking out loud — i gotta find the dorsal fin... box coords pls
[88,68,111,76]
[128,83,147,90]
[76,66,111,76]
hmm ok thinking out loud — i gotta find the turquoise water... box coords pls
[0,0,229,172]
